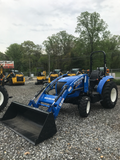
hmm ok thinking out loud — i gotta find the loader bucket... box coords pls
[1,101,57,145]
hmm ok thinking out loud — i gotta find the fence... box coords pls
[109,69,120,79]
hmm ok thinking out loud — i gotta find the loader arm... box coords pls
[28,74,69,119]
[48,74,89,119]
[28,74,89,119]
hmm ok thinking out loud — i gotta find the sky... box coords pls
[0,0,120,53]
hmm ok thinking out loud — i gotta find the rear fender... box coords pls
[97,76,113,94]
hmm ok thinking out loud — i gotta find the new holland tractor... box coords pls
[0,51,118,145]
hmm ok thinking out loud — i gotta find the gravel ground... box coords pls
[0,80,120,160]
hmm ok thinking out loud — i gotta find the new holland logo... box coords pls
[44,97,54,101]
[68,86,72,92]
[59,98,64,107]
[74,77,84,85]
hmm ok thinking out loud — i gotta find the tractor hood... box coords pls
[58,75,84,85]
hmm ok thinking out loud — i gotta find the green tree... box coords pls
[43,31,75,55]
[43,31,75,72]
[0,52,7,60]
[5,43,23,70]
[30,44,42,70]
[21,41,35,75]
[71,38,89,69]
[21,41,42,75]
[108,35,120,68]
[39,55,48,71]
[75,11,110,53]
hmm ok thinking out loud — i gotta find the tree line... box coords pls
[0,11,120,75]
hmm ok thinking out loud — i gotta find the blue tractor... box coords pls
[1,51,118,145]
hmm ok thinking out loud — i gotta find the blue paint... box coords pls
[28,73,113,119]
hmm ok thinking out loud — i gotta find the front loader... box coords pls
[0,51,118,145]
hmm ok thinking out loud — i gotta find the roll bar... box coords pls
[90,51,106,76]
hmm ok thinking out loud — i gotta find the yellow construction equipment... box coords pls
[35,71,47,85]
[67,68,81,76]
[0,61,25,85]
[48,69,62,83]
[0,65,5,86]
[5,70,25,85]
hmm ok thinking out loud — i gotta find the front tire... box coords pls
[101,81,118,109]
[0,86,9,111]
[78,96,90,117]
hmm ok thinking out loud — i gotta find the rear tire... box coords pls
[101,81,118,109]
[0,86,9,111]
[78,96,90,117]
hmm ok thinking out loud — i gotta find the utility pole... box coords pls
[48,53,50,73]
[29,56,31,77]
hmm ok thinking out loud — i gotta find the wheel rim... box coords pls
[0,91,4,106]
[110,88,117,102]
[86,101,90,114]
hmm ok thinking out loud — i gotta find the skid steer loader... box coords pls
[35,71,47,85]
[0,51,118,145]
[67,68,81,76]
[48,69,62,83]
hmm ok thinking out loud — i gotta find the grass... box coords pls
[113,79,120,85]
[114,72,120,77]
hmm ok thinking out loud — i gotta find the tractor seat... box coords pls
[90,70,104,81]
[90,70,100,81]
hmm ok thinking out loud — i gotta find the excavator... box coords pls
[0,61,25,85]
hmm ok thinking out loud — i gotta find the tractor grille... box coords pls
[17,76,23,81]
[50,76,57,82]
